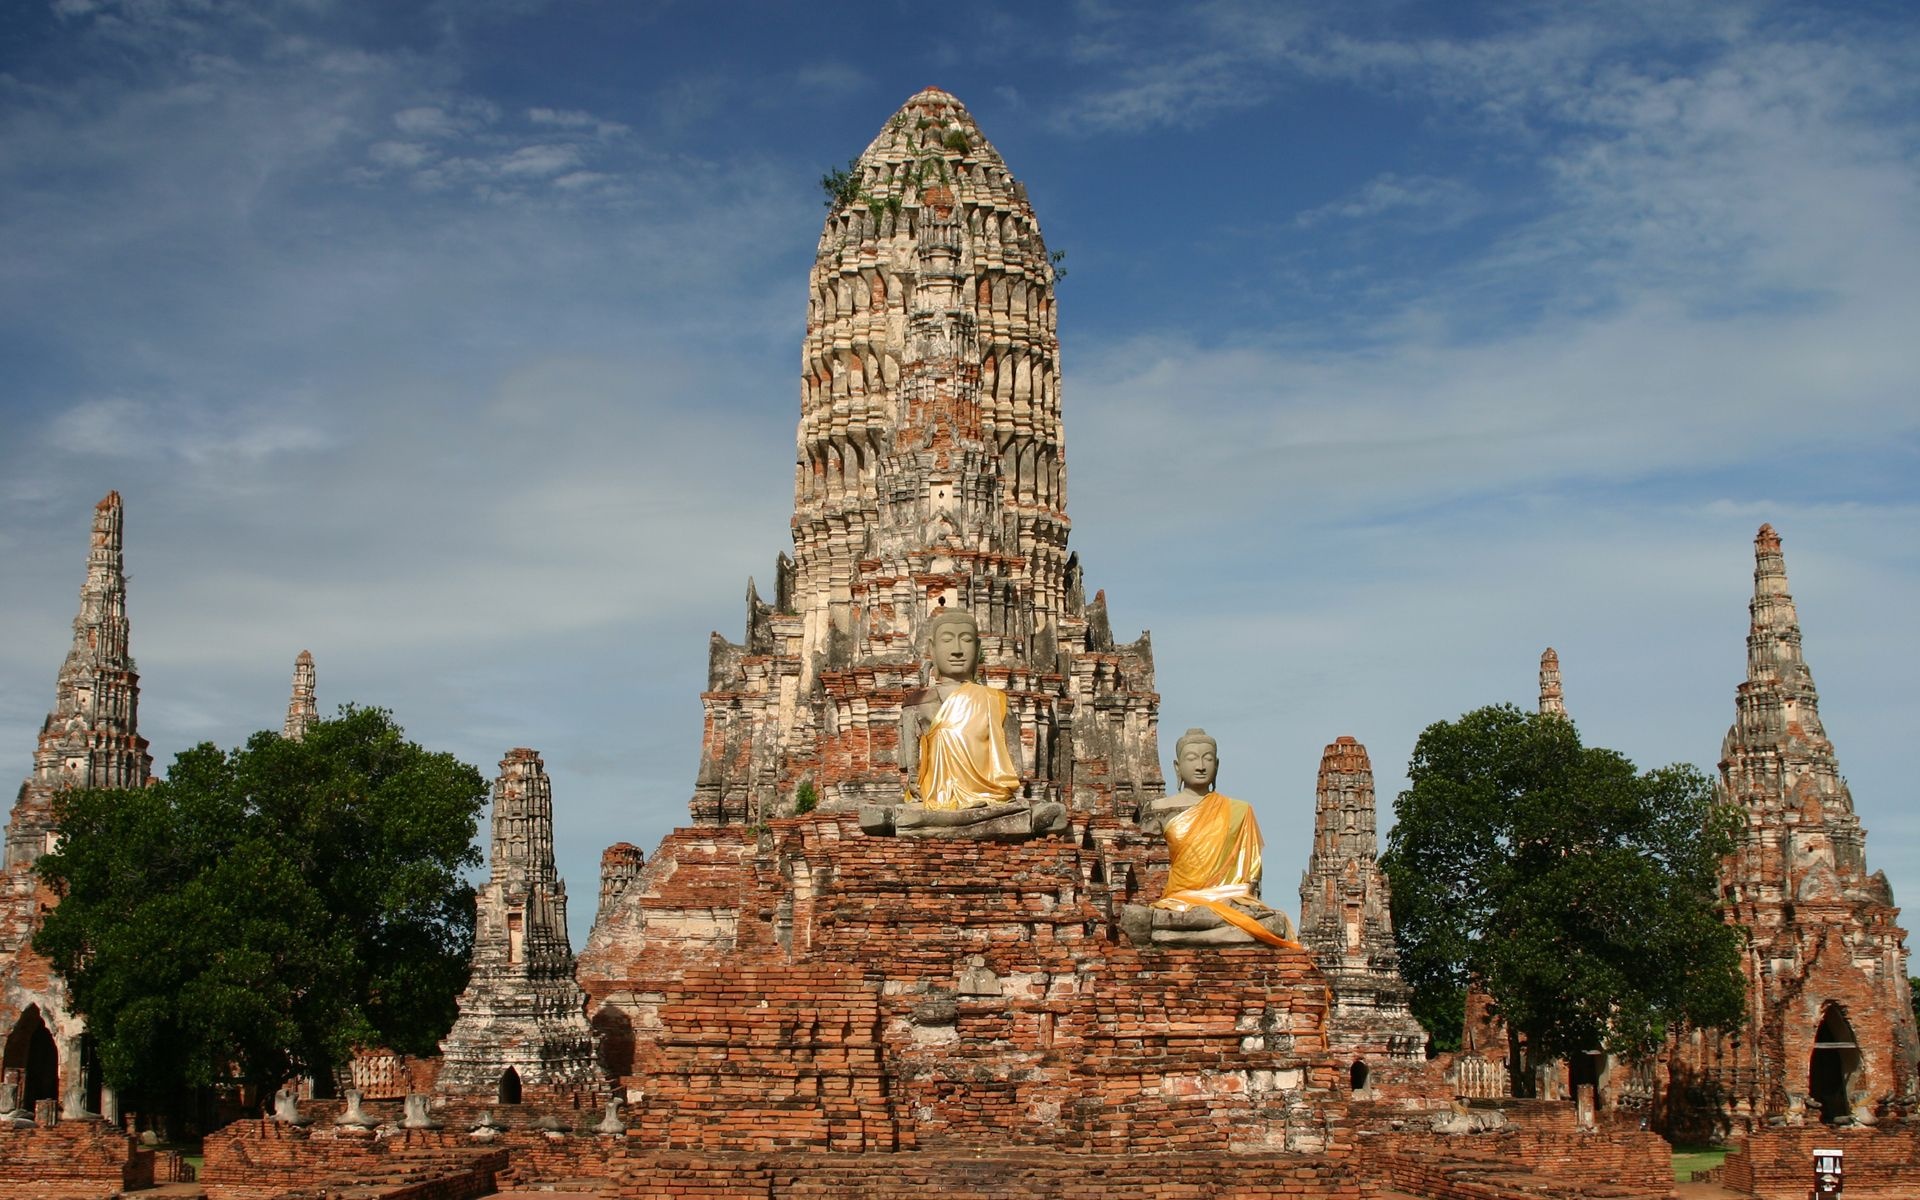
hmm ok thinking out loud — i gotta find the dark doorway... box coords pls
[3,1006,58,1106]
[1349,1060,1370,1094]
[498,1067,522,1105]
[1809,1006,1860,1124]
[80,1034,103,1114]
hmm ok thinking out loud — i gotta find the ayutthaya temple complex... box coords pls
[1666,525,1918,1133]
[3,88,1919,1200]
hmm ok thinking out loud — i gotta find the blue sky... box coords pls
[3,0,1916,950]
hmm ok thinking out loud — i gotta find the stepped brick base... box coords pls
[581,813,1355,1157]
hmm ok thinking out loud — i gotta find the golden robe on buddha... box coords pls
[1154,791,1298,948]
[915,681,1021,810]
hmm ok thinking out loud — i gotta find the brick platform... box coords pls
[1720,1123,1920,1199]
[582,812,1352,1157]
[0,1117,159,1197]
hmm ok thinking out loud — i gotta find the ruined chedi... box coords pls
[1297,736,1428,1083]
[1668,525,1917,1129]
[577,91,1361,1172]
[283,649,317,741]
[6,492,152,870]
[692,85,1160,826]
[1538,647,1566,718]
[0,492,150,1110]
[437,749,600,1103]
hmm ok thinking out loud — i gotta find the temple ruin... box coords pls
[0,491,147,1118]
[282,650,317,741]
[437,749,601,1105]
[1666,524,1918,1131]
[572,87,1381,1178]
[1296,736,1431,1099]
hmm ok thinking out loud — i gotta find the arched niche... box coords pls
[1809,1004,1862,1124]
[2,1006,58,1106]
[498,1067,523,1106]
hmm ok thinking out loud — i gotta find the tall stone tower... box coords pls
[282,650,317,741]
[577,93,1364,1167]
[6,492,152,871]
[1298,737,1427,1080]
[1538,647,1566,718]
[438,749,600,1103]
[0,491,149,1109]
[1671,525,1916,1129]
[695,86,1161,827]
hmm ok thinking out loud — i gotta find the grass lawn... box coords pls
[1670,1146,1728,1182]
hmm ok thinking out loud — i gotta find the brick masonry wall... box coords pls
[0,1118,155,1193]
[198,1119,509,1200]
[1720,1123,1920,1199]
[516,1148,1378,1199]
[1358,1126,1676,1200]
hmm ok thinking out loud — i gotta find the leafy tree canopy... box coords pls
[1379,704,1746,1067]
[35,706,486,1110]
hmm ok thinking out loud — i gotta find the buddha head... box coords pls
[925,608,981,682]
[1173,727,1219,794]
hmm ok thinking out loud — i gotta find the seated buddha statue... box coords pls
[857,608,1066,840]
[1120,728,1299,948]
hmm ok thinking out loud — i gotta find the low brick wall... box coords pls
[1721,1123,1920,1199]
[1359,1126,1675,1200]
[592,1150,1375,1199]
[199,1119,508,1200]
[0,1117,156,1196]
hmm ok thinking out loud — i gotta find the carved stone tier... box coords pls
[579,812,1344,1155]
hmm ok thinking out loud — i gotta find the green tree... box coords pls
[35,706,486,1118]
[1379,704,1746,1082]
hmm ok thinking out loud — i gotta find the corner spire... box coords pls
[1720,523,1861,877]
[1538,648,1566,718]
[437,747,601,1101]
[7,492,151,868]
[1298,735,1427,1063]
[283,650,317,741]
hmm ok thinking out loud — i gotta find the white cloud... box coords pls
[1293,173,1479,229]
[496,143,581,177]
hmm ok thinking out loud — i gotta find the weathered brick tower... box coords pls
[577,92,1367,1187]
[1297,736,1429,1096]
[1538,647,1566,718]
[1670,525,1917,1130]
[694,85,1160,826]
[1,492,150,1111]
[282,649,317,741]
[437,749,600,1103]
